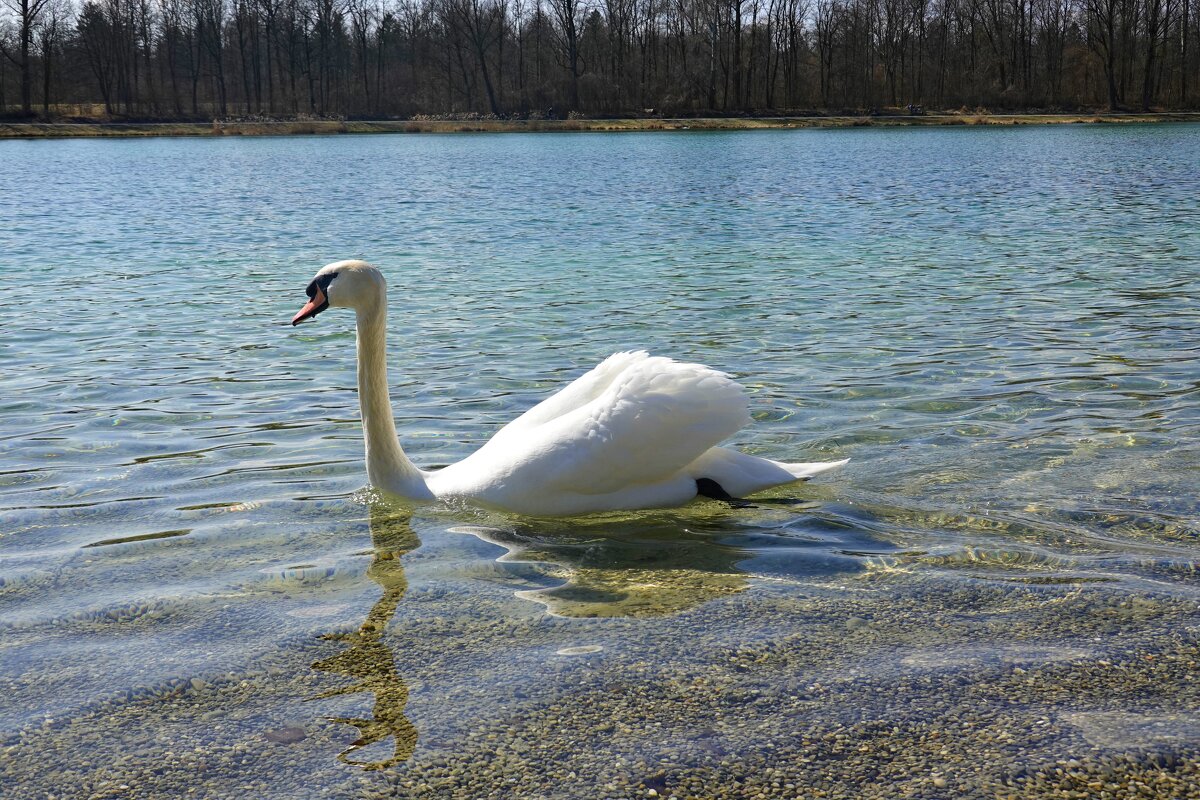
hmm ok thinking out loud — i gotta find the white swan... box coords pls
[292,260,847,516]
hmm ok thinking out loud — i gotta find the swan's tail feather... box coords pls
[781,458,850,481]
[684,448,847,498]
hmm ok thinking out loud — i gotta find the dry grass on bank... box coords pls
[2,112,1198,138]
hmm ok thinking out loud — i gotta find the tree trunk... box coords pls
[1141,0,1160,109]
[1182,0,1190,105]
[20,0,33,113]
[41,32,51,113]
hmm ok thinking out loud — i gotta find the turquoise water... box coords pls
[2,126,1200,798]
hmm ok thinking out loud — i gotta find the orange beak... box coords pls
[292,285,326,326]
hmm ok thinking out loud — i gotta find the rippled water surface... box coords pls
[3,126,1200,799]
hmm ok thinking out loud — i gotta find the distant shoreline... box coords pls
[3,112,1199,139]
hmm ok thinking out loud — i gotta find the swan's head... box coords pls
[291,260,386,325]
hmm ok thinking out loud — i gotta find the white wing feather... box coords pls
[436,352,750,502]
[488,351,652,442]
[532,354,750,494]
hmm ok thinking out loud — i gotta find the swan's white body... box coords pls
[298,261,847,517]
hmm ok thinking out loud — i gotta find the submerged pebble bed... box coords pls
[6,519,1200,799]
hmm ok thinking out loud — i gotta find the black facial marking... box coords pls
[301,271,337,321]
[306,271,337,299]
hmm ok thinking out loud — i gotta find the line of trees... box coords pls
[2,0,1197,118]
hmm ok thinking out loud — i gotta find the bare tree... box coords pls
[1141,0,1162,107]
[1086,0,1121,107]
[348,0,377,109]
[0,0,51,111]
[35,0,67,112]
[442,0,503,111]
[549,0,582,107]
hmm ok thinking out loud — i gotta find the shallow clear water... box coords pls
[2,126,1200,798]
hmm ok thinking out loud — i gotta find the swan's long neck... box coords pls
[355,297,433,501]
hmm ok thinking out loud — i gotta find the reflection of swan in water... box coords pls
[291,261,847,516]
[450,512,760,618]
[310,503,418,769]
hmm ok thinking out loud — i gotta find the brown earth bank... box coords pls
[2,112,1200,138]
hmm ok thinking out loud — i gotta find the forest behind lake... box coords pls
[1,0,1199,121]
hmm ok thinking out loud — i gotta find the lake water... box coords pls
[2,126,1199,798]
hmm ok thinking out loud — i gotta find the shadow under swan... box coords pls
[447,511,765,618]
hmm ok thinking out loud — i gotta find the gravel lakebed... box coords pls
[4,515,1200,800]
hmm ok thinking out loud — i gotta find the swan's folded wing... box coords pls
[528,356,751,494]
[489,351,652,442]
